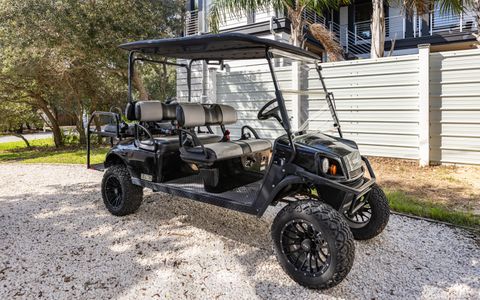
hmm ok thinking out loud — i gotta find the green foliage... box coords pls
[0,102,42,132]
[0,0,184,146]
[208,0,346,50]
[0,137,107,164]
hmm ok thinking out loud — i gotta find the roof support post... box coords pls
[128,51,135,102]
[266,49,296,161]
[291,61,301,132]
[418,44,430,167]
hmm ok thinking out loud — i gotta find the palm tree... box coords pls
[370,0,465,58]
[472,0,480,43]
[208,0,348,61]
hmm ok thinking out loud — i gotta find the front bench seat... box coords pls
[176,103,272,164]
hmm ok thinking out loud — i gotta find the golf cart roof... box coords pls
[119,33,321,61]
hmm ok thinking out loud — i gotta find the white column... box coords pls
[207,67,217,104]
[291,61,301,131]
[418,44,430,167]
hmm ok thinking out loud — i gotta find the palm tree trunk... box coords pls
[371,0,385,58]
[474,0,480,44]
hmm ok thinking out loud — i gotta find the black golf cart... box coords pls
[87,33,390,290]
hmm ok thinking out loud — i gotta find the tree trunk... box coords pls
[371,0,385,58]
[474,0,480,44]
[39,105,64,147]
[12,133,31,149]
[287,4,305,48]
[133,71,149,100]
[76,120,86,146]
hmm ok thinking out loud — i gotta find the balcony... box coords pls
[353,8,478,42]
[185,9,199,36]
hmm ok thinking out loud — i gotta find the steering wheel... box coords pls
[258,98,282,124]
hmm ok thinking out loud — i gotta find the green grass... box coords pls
[0,138,107,165]
[0,138,54,151]
[385,189,480,229]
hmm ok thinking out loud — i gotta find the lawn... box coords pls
[386,189,479,229]
[0,138,108,164]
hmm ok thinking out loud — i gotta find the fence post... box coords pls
[418,44,430,166]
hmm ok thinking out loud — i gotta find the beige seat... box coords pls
[134,101,222,151]
[176,103,272,164]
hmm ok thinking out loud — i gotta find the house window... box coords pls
[354,2,373,39]
[190,0,199,11]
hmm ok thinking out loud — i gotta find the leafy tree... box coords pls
[0,0,184,146]
[370,0,465,58]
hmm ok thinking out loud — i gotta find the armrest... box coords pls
[178,129,208,158]
[241,125,260,139]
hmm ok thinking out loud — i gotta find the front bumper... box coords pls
[296,156,376,200]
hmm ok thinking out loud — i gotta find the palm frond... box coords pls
[309,23,344,61]
[208,0,282,33]
[403,0,464,16]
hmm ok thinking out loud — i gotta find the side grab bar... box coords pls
[87,111,121,169]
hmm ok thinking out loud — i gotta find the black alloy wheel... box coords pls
[280,219,331,276]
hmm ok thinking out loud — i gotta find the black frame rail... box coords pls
[86,111,121,170]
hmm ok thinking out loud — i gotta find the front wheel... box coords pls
[343,184,390,240]
[271,201,355,289]
[101,164,143,216]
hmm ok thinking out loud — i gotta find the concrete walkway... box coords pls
[0,132,52,143]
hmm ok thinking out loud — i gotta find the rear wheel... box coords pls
[271,201,355,289]
[101,164,143,216]
[343,184,390,240]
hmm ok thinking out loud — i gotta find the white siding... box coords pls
[176,60,204,102]
[307,55,420,159]
[175,44,480,165]
[216,61,292,139]
[430,49,480,165]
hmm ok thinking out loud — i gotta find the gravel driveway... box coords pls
[0,164,478,299]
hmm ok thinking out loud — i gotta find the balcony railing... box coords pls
[354,8,478,42]
[302,8,371,58]
[185,9,199,36]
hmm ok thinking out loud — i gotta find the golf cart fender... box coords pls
[269,175,305,202]
[104,151,137,178]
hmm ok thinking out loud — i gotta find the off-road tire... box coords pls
[348,184,390,240]
[101,164,143,216]
[271,201,355,289]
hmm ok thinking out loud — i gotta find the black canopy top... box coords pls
[119,33,321,61]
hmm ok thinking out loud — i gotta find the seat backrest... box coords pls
[176,103,237,128]
[134,101,178,122]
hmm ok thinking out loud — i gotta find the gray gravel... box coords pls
[0,163,478,299]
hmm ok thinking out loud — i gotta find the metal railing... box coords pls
[353,8,478,41]
[185,9,199,36]
[302,8,371,58]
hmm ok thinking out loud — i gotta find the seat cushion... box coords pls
[181,139,272,162]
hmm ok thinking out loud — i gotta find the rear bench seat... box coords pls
[176,103,271,164]
[133,101,221,151]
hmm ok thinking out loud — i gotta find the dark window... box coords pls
[354,2,372,23]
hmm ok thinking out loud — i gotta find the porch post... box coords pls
[207,67,217,104]
[418,44,430,167]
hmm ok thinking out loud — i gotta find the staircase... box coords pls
[302,9,371,59]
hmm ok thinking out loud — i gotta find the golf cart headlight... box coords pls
[321,158,329,174]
